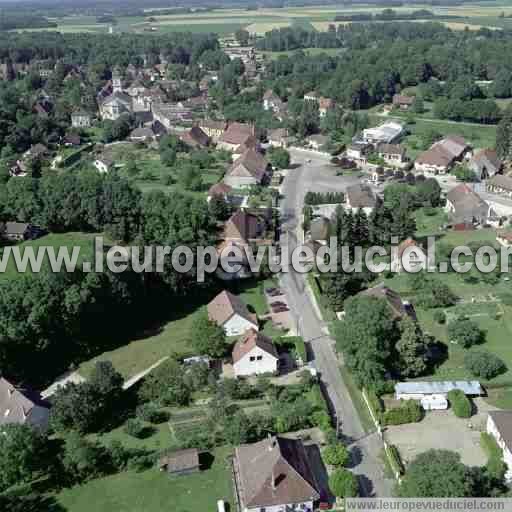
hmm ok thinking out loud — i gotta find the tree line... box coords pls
[0,171,217,385]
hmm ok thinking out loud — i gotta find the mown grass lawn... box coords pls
[79,303,204,379]
[0,232,100,281]
[79,279,281,379]
[56,447,234,512]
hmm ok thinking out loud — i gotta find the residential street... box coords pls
[279,149,394,497]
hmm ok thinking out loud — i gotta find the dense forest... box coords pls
[0,31,219,68]
[256,23,512,114]
[0,171,218,386]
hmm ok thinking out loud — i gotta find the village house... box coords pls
[487,174,512,198]
[391,238,427,273]
[24,143,49,160]
[345,183,377,214]
[268,128,293,148]
[318,97,335,118]
[309,217,331,244]
[362,121,404,145]
[263,89,285,113]
[360,283,416,321]
[224,148,269,189]
[207,182,233,203]
[234,134,261,155]
[307,134,329,152]
[347,141,372,163]
[0,222,42,242]
[33,100,52,118]
[303,91,319,102]
[158,448,200,477]
[180,126,210,149]
[207,290,259,336]
[71,110,92,128]
[377,143,407,168]
[496,229,512,247]
[99,91,133,121]
[392,93,415,110]
[152,103,193,129]
[0,377,50,431]
[414,136,470,174]
[129,127,155,143]
[445,183,493,226]
[94,154,115,174]
[63,133,81,147]
[469,149,502,180]
[222,209,270,246]
[217,209,273,279]
[487,411,512,481]
[218,122,257,152]
[233,435,320,512]
[233,329,279,377]
[198,119,228,141]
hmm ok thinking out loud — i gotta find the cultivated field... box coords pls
[19,2,512,36]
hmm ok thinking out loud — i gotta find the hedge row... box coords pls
[385,443,405,476]
[382,400,422,426]
[447,390,472,418]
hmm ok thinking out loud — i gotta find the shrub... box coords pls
[386,444,404,475]
[447,390,472,418]
[383,400,422,426]
[480,432,506,481]
[464,351,506,380]
[365,389,384,421]
[136,403,170,424]
[447,317,484,348]
[433,310,446,324]
[323,443,350,468]
[329,468,359,498]
[123,419,146,439]
[312,411,332,432]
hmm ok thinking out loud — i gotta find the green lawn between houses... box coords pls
[377,226,512,399]
[79,278,282,379]
[55,446,234,512]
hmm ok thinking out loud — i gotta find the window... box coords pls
[256,356,263,361]
[250,356,256,362]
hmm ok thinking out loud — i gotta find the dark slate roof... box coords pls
[0,377,49,426]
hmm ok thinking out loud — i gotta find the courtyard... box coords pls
[385,398,495,468]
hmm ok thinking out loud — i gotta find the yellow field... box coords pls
[17,3,512,36]
[443,21,501,30]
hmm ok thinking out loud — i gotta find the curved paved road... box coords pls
[279,149,393,497]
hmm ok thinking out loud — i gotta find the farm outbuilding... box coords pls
[421,394,448,411]
[158,448,200,477]
[395,381,482,401]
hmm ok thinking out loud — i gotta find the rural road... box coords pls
[279,149,394,497]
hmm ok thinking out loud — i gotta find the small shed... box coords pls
[421,394,448,411]
[158,448,200,476]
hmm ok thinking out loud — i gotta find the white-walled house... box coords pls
[487,411,512,480]
[207,290,258,336]
[233,329,279,377]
